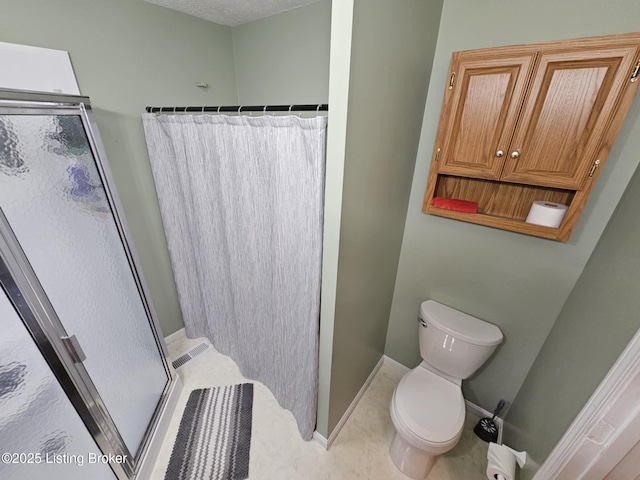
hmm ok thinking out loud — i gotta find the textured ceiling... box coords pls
[143,0,321,26]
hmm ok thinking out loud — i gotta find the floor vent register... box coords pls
[171,340,213,370]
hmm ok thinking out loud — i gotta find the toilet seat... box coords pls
[391,367,465,450]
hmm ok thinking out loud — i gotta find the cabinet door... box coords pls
[501,45,640,189]
[435,49,536,180]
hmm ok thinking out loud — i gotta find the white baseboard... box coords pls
[164,327,186,345]
[312,431,328,449]
[314,355,385,450]
[383,355,411,375]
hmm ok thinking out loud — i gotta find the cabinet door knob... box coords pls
[511,150,520,159]
[496,150,504,157]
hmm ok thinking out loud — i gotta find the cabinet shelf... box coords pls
[432,175,576,220]
[425,174,577,240]
[427,205,568,241]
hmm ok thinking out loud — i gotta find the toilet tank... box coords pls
[419,300,503,380]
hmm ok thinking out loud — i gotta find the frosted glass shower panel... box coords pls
[0,114,168,456]
[0,288,116,480]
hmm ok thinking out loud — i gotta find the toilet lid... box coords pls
[394,368,465,445]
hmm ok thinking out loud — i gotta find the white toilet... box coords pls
[389,300,503,479]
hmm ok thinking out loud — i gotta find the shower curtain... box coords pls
[142,113,326,440]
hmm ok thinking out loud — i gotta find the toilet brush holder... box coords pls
[474,399,505,443]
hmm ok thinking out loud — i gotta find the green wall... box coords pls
[505,140,640,477]
[0,0,239,336]
[325,0,443,434]
[232,0,331,104]
[385,0,640,417]
[6,1,638,459]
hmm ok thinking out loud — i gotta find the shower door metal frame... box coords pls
[0,89,175,479]
[0,237,128,480]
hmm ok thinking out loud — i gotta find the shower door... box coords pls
[0,282,116,480]
[0,91,173,479]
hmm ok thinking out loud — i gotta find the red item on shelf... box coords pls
[431,197,478,214]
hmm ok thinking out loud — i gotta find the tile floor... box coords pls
[151,335,489,479]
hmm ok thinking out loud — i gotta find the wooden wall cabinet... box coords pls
[423,33,640,241]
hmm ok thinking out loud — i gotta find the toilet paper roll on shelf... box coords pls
[525,201,568,228]
[486,442,527,480]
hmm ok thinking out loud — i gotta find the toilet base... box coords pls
[389,431,437,479]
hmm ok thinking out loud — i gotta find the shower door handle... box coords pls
[61,335,87,363]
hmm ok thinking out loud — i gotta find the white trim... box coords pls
[534,328,640,480]
[314,356,384,450]
[312,431,328,449]
[579,395,640,479]
[383,354,411,375]
[164,327,186,345]
[135,375,183,479]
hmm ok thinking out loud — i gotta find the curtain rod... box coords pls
[145,104,328,114]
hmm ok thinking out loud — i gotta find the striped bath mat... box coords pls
[165,384,254,480]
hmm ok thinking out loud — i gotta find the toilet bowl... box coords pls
[389,300,503,479]
[389,365,465,478]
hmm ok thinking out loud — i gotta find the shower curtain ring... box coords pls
[216,106,220,114]
[316,104,321,112]
[202,106,205,114]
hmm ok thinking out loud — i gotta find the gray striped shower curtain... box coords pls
[142,113,326,440]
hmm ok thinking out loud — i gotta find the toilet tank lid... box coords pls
[420,300,503,346]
